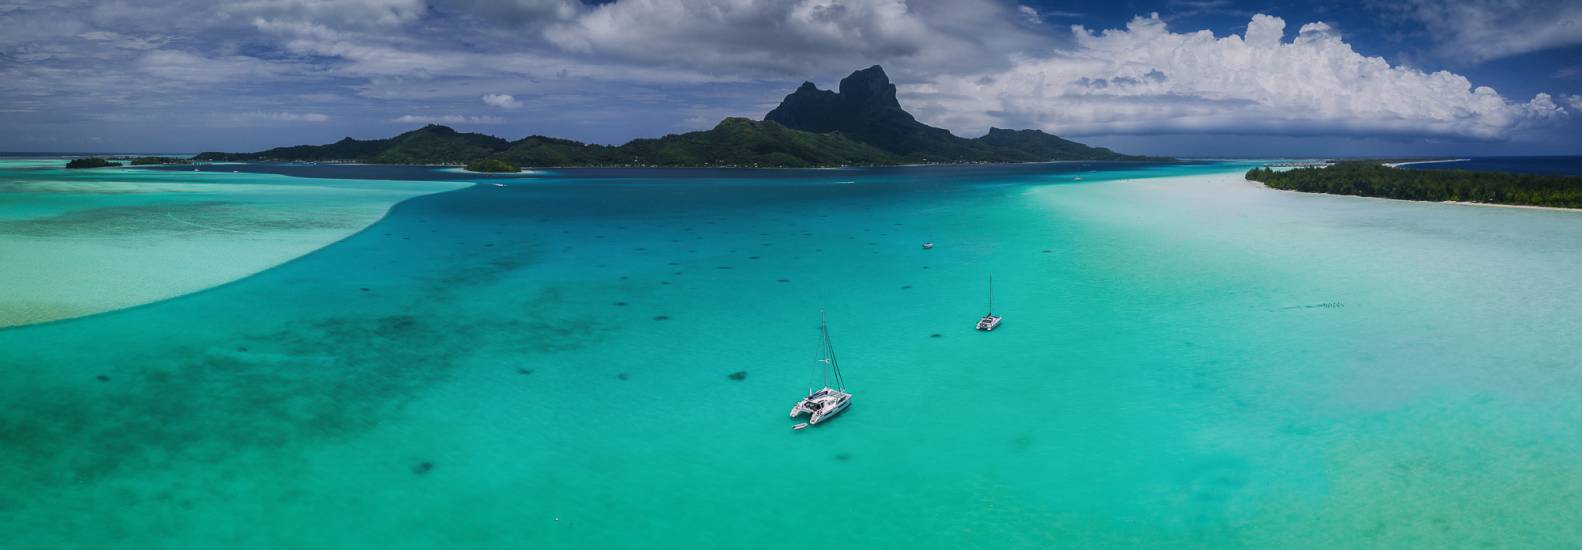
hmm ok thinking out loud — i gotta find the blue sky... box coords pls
[2,0,1579,156]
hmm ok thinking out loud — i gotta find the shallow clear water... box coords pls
[0,159,463,326]
[3,161,1581,547]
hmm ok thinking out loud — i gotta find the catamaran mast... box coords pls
[988,275,994,315]
[819,309,845,390]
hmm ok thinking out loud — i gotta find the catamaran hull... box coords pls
[809,400,850,424]
[791,389,852,426]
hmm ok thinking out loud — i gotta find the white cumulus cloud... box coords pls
[226,0,429,32]
[255,111,329,122]
[911,13,1569,140]
[205,111,330,127]
[393,114,505,124]
[481,93,522,109]
[1017,5,1041,24]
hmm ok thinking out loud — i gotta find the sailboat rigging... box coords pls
[976,276,1002,331]
[790,310,852,428]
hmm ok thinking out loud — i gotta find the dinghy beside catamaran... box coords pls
[790,310,851,428]
[976,276,1002,331]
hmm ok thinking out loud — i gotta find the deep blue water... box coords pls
[1398,156,1582,176]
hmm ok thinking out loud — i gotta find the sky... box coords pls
[2,0,1580,157]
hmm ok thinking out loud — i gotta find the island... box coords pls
[196,65,1170,169]
[65,157,122,169]
[464,158,520,173]
[127,156,191,166]
[1247,162,1582,209]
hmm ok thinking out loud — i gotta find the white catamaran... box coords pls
[790,310,851,429]
[976,276,1002,331]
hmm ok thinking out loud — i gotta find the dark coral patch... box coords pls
[727,371,747,381]
[413,462,434,475]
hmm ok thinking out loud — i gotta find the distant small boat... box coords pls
[789,310,852,427]
[922,226,934,250]
[976,276,1002,331]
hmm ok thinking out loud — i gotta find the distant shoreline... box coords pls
[1245,178,1581,213]
[1383,158,1470,168]
[183,158,1181,172]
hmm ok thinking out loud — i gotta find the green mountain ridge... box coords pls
[196,65,1165,169]
[762,65,1147,162]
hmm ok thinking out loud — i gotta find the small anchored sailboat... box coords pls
[976,276,1002,331]
[790,310,852,428]
[922,226,934,250]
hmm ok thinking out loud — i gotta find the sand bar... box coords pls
[0,160,468,327]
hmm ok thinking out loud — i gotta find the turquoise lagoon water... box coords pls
[3,161,1582,547]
